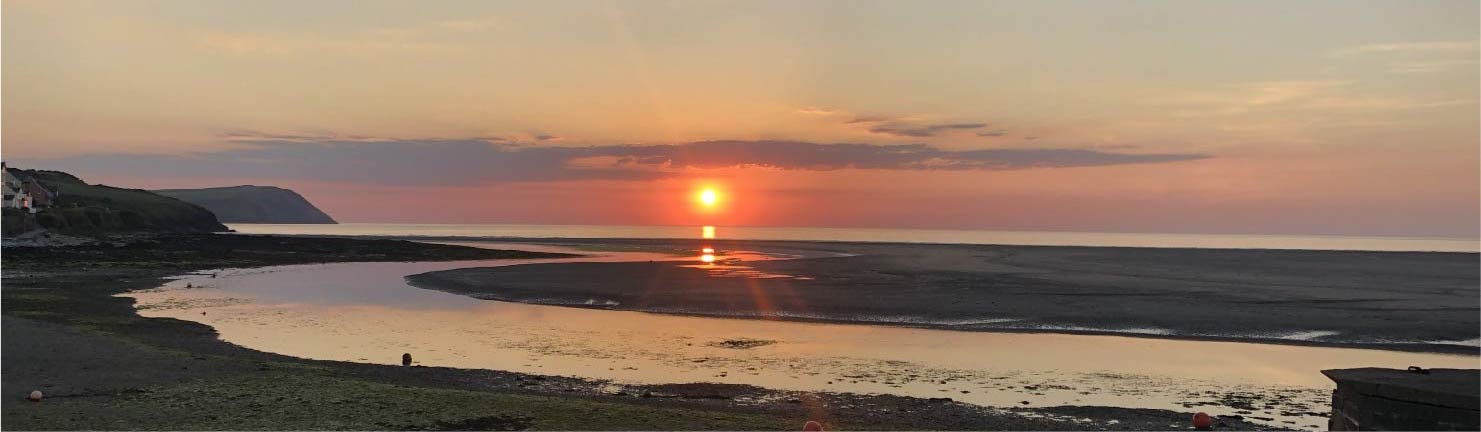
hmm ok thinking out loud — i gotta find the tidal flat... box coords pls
[112,237,1481,430]
[4,234,1301,430]
[411,239,1481,351]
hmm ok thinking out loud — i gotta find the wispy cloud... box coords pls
[197,16,505,56]
[976,129,1008,137]
[1386,59,1480,74]
[437,16,504,32]
[221,129,508,143]
[844,116,894,124]
[829,112,995,138]
[867,122,988,137]
[26,139,1211,186]
[1163,80,1476,117]
[795,107,839,116]
[1331,40,1480,57]
[198,32,458,55]
[1239,80,1351,106]
[1328,41,1480,74]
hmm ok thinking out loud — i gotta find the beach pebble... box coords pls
[27,390,43,402]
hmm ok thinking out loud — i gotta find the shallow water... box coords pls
[228,223,1480,252]
[125,243,1478,431]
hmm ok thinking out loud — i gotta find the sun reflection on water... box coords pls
[689,226,810,278]
[700,227,717,264]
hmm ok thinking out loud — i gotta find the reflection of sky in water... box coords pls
[125,240,1478,431]
[154,244,679,310]
[173,262,491,310]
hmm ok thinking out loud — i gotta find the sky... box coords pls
[3,0,1478,237]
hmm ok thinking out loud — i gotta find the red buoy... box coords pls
[1192,412,1213,430]
[803,420,824,431]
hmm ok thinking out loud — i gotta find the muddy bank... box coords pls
[2,234,1281,430]
[409,240,1480,352]
[2,233,576,269]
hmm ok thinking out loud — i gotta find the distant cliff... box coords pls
[154,186,337,224]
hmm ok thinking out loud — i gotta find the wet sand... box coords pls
[409,239,1481,351]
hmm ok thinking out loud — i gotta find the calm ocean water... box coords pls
[228,223,1479,252]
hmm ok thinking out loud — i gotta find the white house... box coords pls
[2,162,36,212]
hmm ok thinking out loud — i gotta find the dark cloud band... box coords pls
[23,139,1211,186]
[867,122,988,137]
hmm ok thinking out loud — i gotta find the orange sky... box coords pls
[3,0,1477,237]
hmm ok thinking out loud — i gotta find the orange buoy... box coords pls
[1192,412,1213,430]
[802,420,824,431]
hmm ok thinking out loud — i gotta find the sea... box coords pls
[227,223,1479,253]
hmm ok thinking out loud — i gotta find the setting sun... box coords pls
[699,189,718,206]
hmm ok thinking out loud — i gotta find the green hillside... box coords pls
[4,169,227,236]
